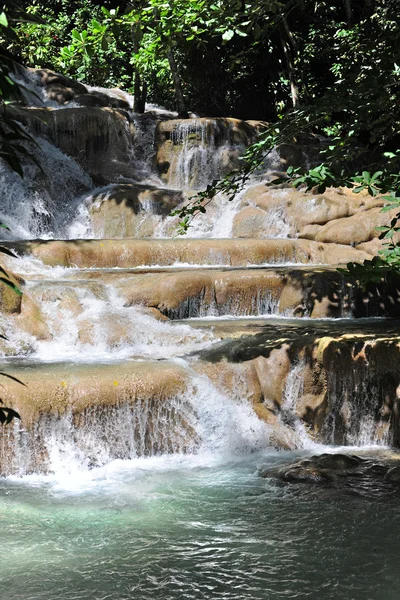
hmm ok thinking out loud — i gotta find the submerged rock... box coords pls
[261,454,367,485]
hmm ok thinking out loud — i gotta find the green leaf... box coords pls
[0,12,8,27]
[222,30,234,41]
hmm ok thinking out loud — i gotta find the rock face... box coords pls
[238,184,396,249]
[260,454,365,484]
[112,267,360,319]
[198,329,400,447]
[88,183,184,238]
[12,106,136,183]
[30,68,130,109]
[259,453,400,496]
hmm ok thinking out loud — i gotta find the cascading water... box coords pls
[0,77,399,600]
[18,278,216,360]
[0,137,92,239]
[0,103,390,455]
[277,359,320,450]
[167,119,249,191]
[3,360,272,477]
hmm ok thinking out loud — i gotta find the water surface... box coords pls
[1,451,399,600]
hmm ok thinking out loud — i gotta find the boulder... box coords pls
[300,206,398,245]
[30,69,130,110]
[260,454,365,484]
[232,206,284,238]
[241,185,395,247]
[31,68,88,104]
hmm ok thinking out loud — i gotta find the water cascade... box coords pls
[1,68,400,600]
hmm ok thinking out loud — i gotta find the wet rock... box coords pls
[32,68,88,103]
[3,239,370,269]
[232,206,283,238]
[385,465,400,482]
[15,295,51,341]
[155,118,257,187]
[260,454,364,484]
[0,360,191,476]
[11,107,136,184]
[88,183,184,238]
[72,93,111,108]
[0,269,23,314]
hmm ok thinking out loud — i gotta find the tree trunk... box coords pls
[166,48,189,118]
[132,25,146,113]
[133,69,147,113]
[343,0,352,26]
[279,22,299,108]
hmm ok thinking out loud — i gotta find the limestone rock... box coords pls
[0,360,191,475]
[302,206,398,245]
[32,68,88,104]
[88,183,184,238]
[232,206,283,238]
[12,106,136,184]
[155,118,257,187]
[260,454,365,484]
[4,239,370,269]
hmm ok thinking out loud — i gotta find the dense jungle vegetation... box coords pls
[1,0,400,278]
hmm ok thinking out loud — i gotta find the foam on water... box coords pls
[4,356,273,482]
[18,281,215,361]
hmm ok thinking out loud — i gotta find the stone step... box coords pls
[196,328,400,449]
[0,359,192,475]
[1,326,400,475]
[8,266,400,343]
[3,238,370,269]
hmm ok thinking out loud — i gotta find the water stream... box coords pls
[0,78,399,599]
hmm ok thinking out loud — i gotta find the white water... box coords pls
[167,119,247,190]
[278,360,322,450]
[3,353,273,478]
[0,137,91,240]
[0,76,392,480]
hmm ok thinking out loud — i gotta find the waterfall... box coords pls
[0,278,214,361]
[2,393,199,476]
[277,360,322,450]
[167,119,248,190]
[129,114,160,183]
[0,137,91,240]
[322,353,394,447]
[0,76,396,481]
[1,360,271,476]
